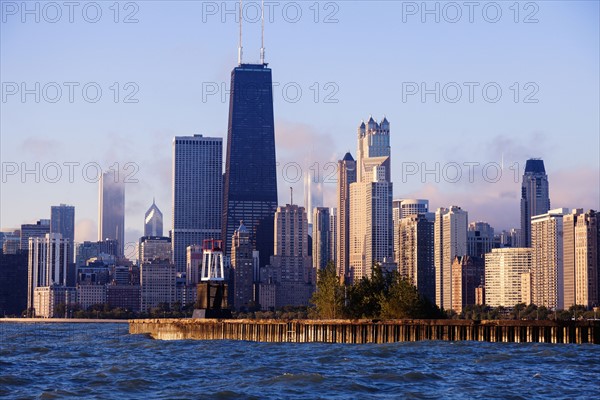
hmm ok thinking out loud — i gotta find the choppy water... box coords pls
[1,323,599,399]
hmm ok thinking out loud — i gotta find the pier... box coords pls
[129,319,600,344]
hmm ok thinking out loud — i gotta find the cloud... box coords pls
[19,137,62,159]
[75,219,97,243]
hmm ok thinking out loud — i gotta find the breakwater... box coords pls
[129,319,600,344]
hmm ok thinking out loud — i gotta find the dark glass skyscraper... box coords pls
[520,158,550,247]
[222,63,278,267]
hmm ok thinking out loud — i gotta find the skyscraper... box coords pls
[451,255,484,313]
[222,62,278,269]
[27,233,69,313]
[395,213,436,302]
[144,199,163,237]
[172,135,223,273]
[467,221,494,258]
[520,158,550,247]
[270,204,313,307]
[349,117,393,284]
[531,208,568,310]
[99,171,125,257]
[313,207,331,271]
[485,247,533,307]
[50,204,75,257]
[336,153,356,282]
[434,206,468,310]
[329,208,337,268]
[563,209,599,308]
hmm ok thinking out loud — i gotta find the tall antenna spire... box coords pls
[290,187,293,205]
[238,0,243,65]
[260,0,265,64]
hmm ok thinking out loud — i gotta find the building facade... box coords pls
[172,135,223,273]
[434,206,468,310]
[467,221,494,258]
[531,208,567,309]
[451,255,484,313]
[231,222,255,310]
[395,213,435,302]
[485,248,532,307]
[140,260,176,312]
[27,233,70,313]
[98,171,125,257]
[313,207,331,271]
[336,153,356,282]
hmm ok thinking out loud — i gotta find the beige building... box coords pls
[451,256,484,313]
[349,117,393,284]
[33,286,76,318]
[485,248,532,307]
[521,272,532,305]
[434,206,468,310]
[140,260,176,312]
[270,204,313,308]
[564,210,599,308]
[531,208,568,310]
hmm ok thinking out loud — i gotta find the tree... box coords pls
[310,262,345,319]
[380,273,445,319]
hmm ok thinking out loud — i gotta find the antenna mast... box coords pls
[260,0,265,64]
[290,187,293,205]
[238,0,243,65]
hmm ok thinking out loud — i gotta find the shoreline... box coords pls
[0,318,129,323]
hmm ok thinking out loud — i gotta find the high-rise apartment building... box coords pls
[222,63,278,269]
[313,207,331,271]
[395,213,435,301]
[467,221,494,258]
[336,153,356,282]
[451,255,484,313]
[520,159,550,247]
[270,204,313,307]
[531,208,568,309]
[144,200,163,237]
[140,260,176,313]
[27,233,69,314]
[434,206,468,310]
[485,247,532,307]
[329,208,337,268]
[172,135,223,273]
[99,171,125,257]
[349,117,393,284]
[563,210,599,308]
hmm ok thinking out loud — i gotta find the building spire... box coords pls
[260,0,265,64]
[238,0,243,65]
[290,187,293,205]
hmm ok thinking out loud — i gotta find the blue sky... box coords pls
[1,0,599,248]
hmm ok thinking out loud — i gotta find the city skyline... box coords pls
[2,2,598,246]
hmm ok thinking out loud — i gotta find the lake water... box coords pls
[1,322,598,399]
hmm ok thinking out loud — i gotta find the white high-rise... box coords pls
[27,233,70,313]
[172,135,223,273]
[349,117,393,283]
[434,206,468,310]
[485,248,532,307]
